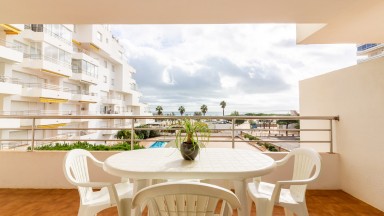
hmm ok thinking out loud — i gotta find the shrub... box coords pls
[149,130,160,138]
[28,141,145,151]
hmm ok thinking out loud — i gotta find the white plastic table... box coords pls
[104,148,276,216]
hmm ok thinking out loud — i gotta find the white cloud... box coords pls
[112,24,356,114]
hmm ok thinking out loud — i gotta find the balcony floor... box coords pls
[0,189,382,215]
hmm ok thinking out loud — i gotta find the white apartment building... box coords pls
[0,24,151,147]
[356,43,384,63]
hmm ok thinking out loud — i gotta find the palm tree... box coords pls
[200,104,208,116]
[220,101,226,116]
[155,106,163,115]
[178,106,185,116]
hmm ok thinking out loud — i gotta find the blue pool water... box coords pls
[149,141,167,148]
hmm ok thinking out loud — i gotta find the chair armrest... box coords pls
[90,158,104,168]
[277,179,314,186]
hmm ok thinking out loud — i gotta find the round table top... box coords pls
[103,148,276,180]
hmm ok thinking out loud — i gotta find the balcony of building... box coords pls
[0,115,381,214]
[70,90,98,103]
[23,24,72,50]
[101,96,125,106]
[73,25,124,64]
[70,69,98,84]
[0,38,23,63]
[0,114,382,214]
[22,53,72,77]
[0,76,22,95]
[21,82,71,101]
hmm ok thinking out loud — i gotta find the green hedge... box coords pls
[244,133,260,141]
[259,142,278,152]
[28,141,145,151]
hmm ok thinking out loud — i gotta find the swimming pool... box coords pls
[149,141,167,148]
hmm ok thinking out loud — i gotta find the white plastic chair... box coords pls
[247,148,321,216]
[132,182,241,216]
[63,149,133,216]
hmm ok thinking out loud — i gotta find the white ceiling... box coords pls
[1,0,383,43]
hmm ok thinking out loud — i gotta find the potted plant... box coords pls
[174,118,210,160]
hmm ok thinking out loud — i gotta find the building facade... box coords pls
[0,24,151,148]
[356,43,384,63]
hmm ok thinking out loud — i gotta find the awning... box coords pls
[41,69,70,78]
[79,100,97,103]
[37,123,67,129]
[90,43,100,51]
[72,39,81,46]
[0,24,21,34]
[39,97,68,103]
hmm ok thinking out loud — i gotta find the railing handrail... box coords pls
[23,53,72,69]
[0,38,23,52]
[0,115,338,153]
[22,82,72,92]
[72,68,98,78]
[0,115,339,120]
[0,76,21,84]
[24,24,72,45]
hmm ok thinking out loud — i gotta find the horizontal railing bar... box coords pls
[1,139,330,143]
[0,115,339,120]
[0,127,331,132]
[0,127,332,132]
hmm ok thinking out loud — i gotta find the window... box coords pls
[72,59,98,78]
[111,79,115,86]
[119,51,123,59]
[104,60,108,68]
[103,76,107,83]
[106,38,109,44]
[112,65,115,72]
[97,31,102,42]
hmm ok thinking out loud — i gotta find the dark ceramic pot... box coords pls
[180,142,199,160]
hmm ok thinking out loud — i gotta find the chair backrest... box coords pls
[283,148,321,202]
[132,182,241,216]
[63,149,95,203]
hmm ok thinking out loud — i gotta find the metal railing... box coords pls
[0,110,73,116]
[24,24,72,45]
[73,46,91,55]
[0,38,23,52]
[22,83,72,93]
[70,89,97,96]
[0,115,339,152]
[23,53,72,69]
[0,76,21,84]
[72,68,98,78]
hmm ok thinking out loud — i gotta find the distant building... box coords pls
[0,24,152,147]
[356,43,384,63]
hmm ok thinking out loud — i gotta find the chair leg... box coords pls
[284,208,294,216]
[77,206,89,216]
[296,203,309,216]
[255,199,274,216]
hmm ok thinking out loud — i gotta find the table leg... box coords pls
[234,180,250,216]
[132,179,151,216]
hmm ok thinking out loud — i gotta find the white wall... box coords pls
[0,151,339,190]
[299,58,384,211]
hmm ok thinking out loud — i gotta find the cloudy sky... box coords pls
[111,24,356,115]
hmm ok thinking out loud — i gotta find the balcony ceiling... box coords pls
[1,0,383,43]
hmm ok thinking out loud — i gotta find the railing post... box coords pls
[329,119,333,153]
[232,118,235,149]
[31,118,36,152]
[131,118,135,151]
